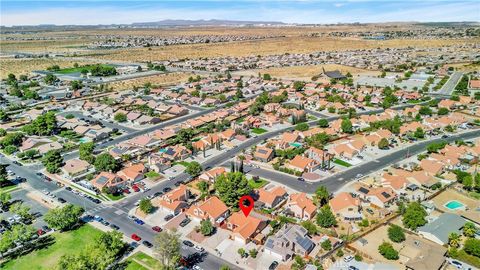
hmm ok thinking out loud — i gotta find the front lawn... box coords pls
[248,178,269,189]
[145,171,161,180]
[1,225,103,270]
[56,64,114,74]
[129,252,163,269]
[173,161,191,168]
[125,260,149,270]
[104,192,125,201]
[333,158,352,167]
[0,184,20,193]
[251,128,268,134]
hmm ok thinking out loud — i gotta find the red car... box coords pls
[152,226,162,232]
[132,185,140,192]
[37,229,45,236]
[123,189,131,194]
[131,233,141,241]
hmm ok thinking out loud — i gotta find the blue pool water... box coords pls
[290,142,302,148]
[444,200,465,210]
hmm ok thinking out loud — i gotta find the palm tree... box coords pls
[463,222,477,238]
[448,232,461,248]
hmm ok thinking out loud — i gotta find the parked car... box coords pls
[109,224,120,230]
[297,177,304,181]
[182,240,194,247]
[179,218,191,227]
[268,261,279,270]
[450,260,463,269]
[152,226,162,232]
[131,234,141,241]
[57,198,66,203]
[344,255,354,263]
[164,214,174,221]
[134,218,145,225]
[194,245,204,252]
[37,229,45,236]
[163,187,172,193]
[142,241,153,248]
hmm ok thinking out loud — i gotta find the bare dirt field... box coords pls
[0,57,96,78]
[88,37,478,63]
[108,72,190,90]
[234,64,378,80]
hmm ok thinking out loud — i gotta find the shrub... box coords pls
[388,224,406,243]
[378,242,399,260]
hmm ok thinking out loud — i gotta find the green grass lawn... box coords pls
[1,225,103,270]
[125,260,149,270]
[173,161,191,168]
[55,64,113,74]
[248,178,269,189]
[104,192,125,201]
[0,184,20,193]
[130,252,163,269]
[145,171,161,179]
[251,128,268,134]
[333,158,352,167]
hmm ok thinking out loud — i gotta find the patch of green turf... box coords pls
[1,225,103,270]
[55,64,113,74]
[248,178,269,189]
[104,192,125,201]
[125,260,149,270]
[251,128,268,134]
[145,171,161,179]
[333,158,352,167]
[130,252,163,269]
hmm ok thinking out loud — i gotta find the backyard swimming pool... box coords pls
[444,200,465,210]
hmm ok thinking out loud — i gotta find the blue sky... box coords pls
[1,1,479,26]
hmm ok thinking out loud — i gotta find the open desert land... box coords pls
[86,36,479,63]
[108,72,191,90]
[0,57,98,78]
[233,64,377,80]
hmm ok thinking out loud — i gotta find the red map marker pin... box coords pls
[239,195,254,217]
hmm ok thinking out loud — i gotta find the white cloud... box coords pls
[334,3,345,8]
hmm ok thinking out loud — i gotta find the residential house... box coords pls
[91,172,126,191]
[186,196,229,225]
[329,192,362,221]
[154,185,190,215]
[418,213,467,245]
[254,146,274,162]
[227,212,267,244]
[286,193,317,220]
[286,155,320,173]
[264,224,315,261]
[198,167,226,183]
[117,163,146,183]
[62,159,91,178]
[256,185,287,209]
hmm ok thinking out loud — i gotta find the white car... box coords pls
[134,200,141,206]
[344,255,354,263]
[194,245,205,252]
[192,265,203,270]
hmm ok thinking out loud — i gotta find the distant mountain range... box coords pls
[131,19,286,27]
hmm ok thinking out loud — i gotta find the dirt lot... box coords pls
[234,64,377,80]
[432,188,480,223]
[0,57,96,78]
[108,72,191,90]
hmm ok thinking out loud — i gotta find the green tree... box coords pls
[419,106,432,115]
[378,242,399,260]
[0,192,11,206]
[318,118,329,128]
[437,107,449,115]
[94,153,120,172]
[114,112,127,122]
[295,122,309,131]
[9,201,32,220]
[44,204,84,231]
[249,249,258,258]
[214,172,252,208]
[70,80,83,90]
[139,199,153,214]
[22,111,57,136]
[378,138,389,149]
[301,220,318,235]
[341,118,353,134]
[0,164,9,187]
[321,239,332,251]
[154,229,181,268]
[44,74,58,85]
[402,202,427,230]
[448,232,461,248]
[313,186,329,206]
[387,224,405,243]
[1,132,24,147]
[185,161,202,177]
[197,180,209,197]
[413,127,425,139]
[316,205,337,228]
[42,150,63,174]
[463,222,477,238]
[200,219,214,236]
[464,238,480,257]
[262,74,272,80]
[79,142,95,163]
[0,110,9,122]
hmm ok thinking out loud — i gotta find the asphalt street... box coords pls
[58,111,137,133]
[438,71,463,96]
